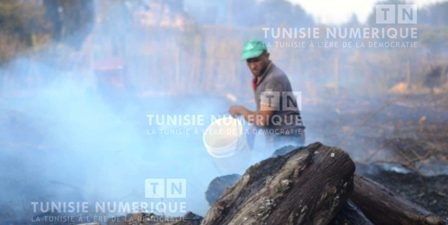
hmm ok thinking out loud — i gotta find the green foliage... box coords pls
[43,0,95,49]
[0,1,47,64]
[0,0,94,64]
[419,26,448,53]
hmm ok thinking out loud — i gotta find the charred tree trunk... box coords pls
[351,174,445,225]
[201,142,356,225]
[328,200,374,225]
[106,142,446,225]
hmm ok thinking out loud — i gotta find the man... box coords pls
[229,40,305,148]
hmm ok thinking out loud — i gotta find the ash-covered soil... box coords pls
[357,162,448,220]
[304,93,448,220]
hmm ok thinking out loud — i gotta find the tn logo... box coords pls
[375,4,417,24]
[260,91,302,111]
[145,178,186,199]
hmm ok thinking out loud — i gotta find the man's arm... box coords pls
[229,105,273,127]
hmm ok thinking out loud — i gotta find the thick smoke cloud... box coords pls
[1,0,447,223]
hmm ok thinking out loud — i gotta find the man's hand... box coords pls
[229,105,273,127]
[229,105,248,118]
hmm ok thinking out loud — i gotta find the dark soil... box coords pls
[357,162,448,220]
[304,93,448,221]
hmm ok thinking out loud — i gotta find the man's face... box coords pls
[246,52,270,77]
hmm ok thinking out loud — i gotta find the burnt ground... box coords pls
[357,162,448,220]
[303,92,448,220]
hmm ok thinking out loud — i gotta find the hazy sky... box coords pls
[288,0,446,24]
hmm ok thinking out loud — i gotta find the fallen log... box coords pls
[351,174,446,225]
[201,142,356,225]
[328,200,374,225]
[205,174,241,205]
[206,177,374,225]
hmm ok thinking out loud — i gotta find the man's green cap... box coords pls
[241,40,267,60]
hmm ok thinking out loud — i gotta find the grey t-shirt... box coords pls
[254,62,305,136]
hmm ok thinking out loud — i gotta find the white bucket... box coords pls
[203,116,250,174]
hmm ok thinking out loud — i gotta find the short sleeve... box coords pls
[259,77,285,111]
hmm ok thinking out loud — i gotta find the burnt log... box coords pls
[205,177,374,225]
[201,142,356,225]
[328,200,374,225]
[205,174,241,205]
[351,174,446,225]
